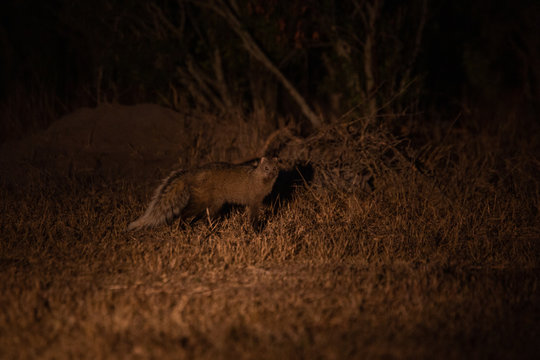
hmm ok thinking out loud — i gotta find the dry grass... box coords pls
[0,111,539,359]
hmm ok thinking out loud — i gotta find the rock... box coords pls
[0,103,188,178]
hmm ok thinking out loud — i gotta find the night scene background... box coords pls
[0,0,539,358]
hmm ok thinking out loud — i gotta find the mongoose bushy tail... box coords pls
[128,157,279,231]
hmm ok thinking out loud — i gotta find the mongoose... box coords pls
[127,157,279,231]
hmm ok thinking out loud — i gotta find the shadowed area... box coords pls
[267,163,315,206]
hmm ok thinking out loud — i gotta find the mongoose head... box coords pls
[256,157,279,184]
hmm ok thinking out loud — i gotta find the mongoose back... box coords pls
[127,157,279,231]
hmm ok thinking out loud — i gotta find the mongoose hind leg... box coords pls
[247,204,266,231]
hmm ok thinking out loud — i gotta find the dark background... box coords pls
[1,0,539,139]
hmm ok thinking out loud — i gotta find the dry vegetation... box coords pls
[0,109,539,359]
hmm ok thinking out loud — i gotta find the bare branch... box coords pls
[400,0,428,92]
[213,48,233,109]
[186,58,226,112]
[363,0,382,118]
[201,0,322,128]
[176,67,211,109]
[148,3,184,40]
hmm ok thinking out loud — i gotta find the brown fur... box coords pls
[128,157,279,231]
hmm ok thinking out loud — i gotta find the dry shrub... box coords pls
[274,114,539,269]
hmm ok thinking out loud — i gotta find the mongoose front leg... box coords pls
[248,204,264,231]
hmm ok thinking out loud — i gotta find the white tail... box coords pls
[127,169,190,231]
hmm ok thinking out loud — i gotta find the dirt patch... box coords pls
[0,103,189,178]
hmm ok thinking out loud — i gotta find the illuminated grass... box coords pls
[0,113,538,359]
